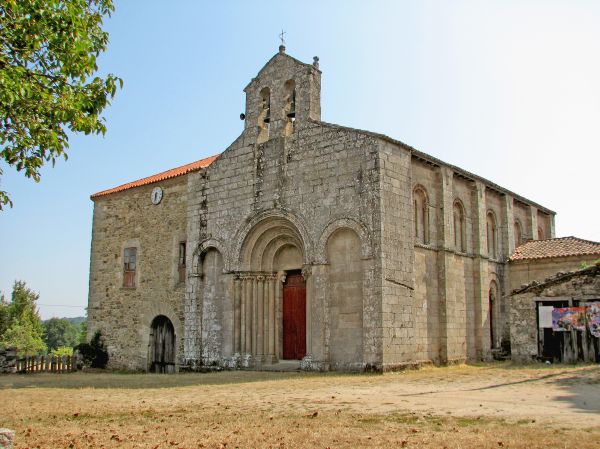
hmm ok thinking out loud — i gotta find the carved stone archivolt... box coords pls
[233,209,314,270]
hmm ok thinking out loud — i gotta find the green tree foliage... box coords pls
[50,345,73,356]
[78,318,87,344]
[0,292,9,337]
[0,0,122,209]
[0,281,46,354]
[42,317,79,351]
[1,319,47,354]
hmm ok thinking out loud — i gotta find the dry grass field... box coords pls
[1,363,599,449]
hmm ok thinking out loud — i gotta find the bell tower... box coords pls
[243,45,321,142]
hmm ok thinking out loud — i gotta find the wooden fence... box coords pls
[15,355,79,373]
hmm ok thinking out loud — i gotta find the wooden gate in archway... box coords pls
[149,315,176,373]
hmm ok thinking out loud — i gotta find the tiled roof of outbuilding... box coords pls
[91,155,219,199]
[509,236,600,261]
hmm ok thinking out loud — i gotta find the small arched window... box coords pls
[537,226,545,240]
[514,220,522,247]
[486,211,497,259]
[453,200,466,252]
[413,187,429,245]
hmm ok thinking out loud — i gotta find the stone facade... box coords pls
[88,175,187,370]
[88,47,557,372]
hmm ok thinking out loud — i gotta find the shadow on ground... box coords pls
[549,366,600,414]
[0,369,364,389]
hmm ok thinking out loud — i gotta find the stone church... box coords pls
[88,46,557,372]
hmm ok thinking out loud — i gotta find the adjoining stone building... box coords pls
[508,238,600,363]
[509,262,600,363]
[508,237,600,292]
[88,46,558,372]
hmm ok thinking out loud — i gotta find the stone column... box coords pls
[252,277,258,356]
[233,276,241,354]
[256,275,265,360]
[268,275,276,362]
[240,276,246,354]
[473,181,490,359]
[436,166,454,364]
[528,205,538,241]
[501,194,515,259]
[248,277,254,355]
[302,265,313,356]
[275,271,285,360]
[549,214,556,238]
[262,276,270,358]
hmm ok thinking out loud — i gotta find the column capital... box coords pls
[301,264,312,280]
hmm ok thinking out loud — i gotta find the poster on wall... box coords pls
[585,303,600,338]
[538,306,554,328]
[551,307,587,332]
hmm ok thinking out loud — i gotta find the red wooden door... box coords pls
[282,273,306,360]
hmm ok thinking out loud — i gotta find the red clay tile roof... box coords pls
[91,155,219,198]
[509,236,600,261]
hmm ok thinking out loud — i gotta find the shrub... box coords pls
[75,330,108,368]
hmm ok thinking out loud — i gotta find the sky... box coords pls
[1,1,599,319]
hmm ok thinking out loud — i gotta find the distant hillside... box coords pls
[43,316,86,325]
[66,316,86,325]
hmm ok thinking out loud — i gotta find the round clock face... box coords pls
[151,186,163,205]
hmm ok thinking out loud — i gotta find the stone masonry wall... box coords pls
[0,348,17,373]
[411,157,509,363]
[379,140,415,369]
[88,175,187,370]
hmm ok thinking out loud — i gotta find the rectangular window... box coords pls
[178,241,186,284]
[123,247,137,288]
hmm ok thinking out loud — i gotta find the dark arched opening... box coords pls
[149,315,176,373]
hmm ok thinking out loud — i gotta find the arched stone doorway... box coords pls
[234,216,307,365]
[149,315,176,373]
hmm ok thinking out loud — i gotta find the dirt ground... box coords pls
[0,363,599,448]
